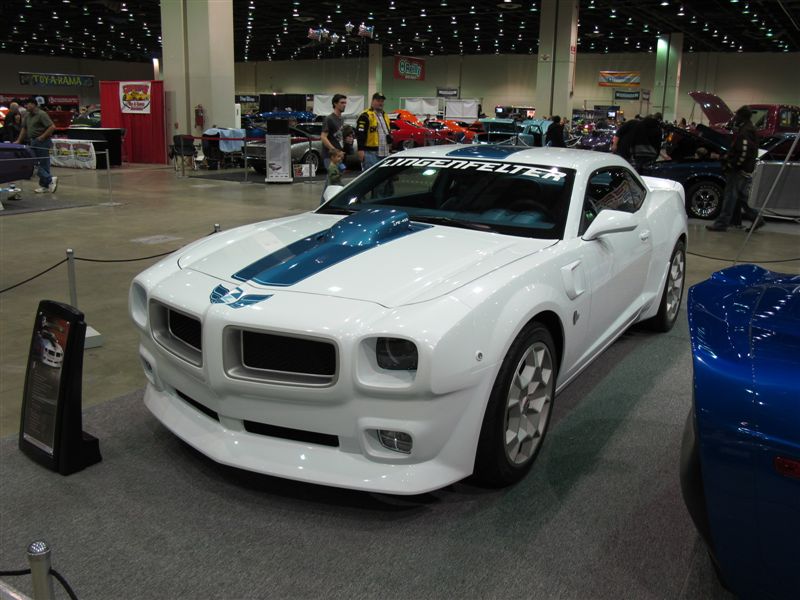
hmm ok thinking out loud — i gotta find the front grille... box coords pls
[242,331,336,376]
[243,420,339,447]
[168,310,202,351]
[176,389,218,421]
[150,301,203,367]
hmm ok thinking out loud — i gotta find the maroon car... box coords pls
[689,91,799,139]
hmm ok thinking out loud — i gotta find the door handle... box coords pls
[639,230,651,241]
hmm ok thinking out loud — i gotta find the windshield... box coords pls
[483,122,520,133]
[319,156,575,239]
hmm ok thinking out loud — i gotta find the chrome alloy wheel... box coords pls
[503,342,554,465]
[666,249,685,322]
[691,185,721,218]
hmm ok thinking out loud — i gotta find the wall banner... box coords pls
[437,87,459,98]
[394,56,426,81]
[599,71,641,87]
[19,72,94,87]
[119,81,152,114]
[614,90,641,101]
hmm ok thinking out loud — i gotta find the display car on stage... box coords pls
[130,145,688,495]
[682,265,800,600]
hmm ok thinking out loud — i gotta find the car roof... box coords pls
[395,144,634,171]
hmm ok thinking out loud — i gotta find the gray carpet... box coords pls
[0,194,92,216]
[0,316,733,600]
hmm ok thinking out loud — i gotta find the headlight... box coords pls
[376,337,418,370]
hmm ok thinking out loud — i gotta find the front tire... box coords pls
[474,322,557,487]
[686,181,723,220]
[645,240,686,332]
[401,139,416,150]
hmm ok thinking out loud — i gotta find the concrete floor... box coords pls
[0,164,798,437]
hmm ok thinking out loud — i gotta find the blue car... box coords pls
[683,265,800,600]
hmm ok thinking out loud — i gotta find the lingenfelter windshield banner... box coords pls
[120,81,152,114]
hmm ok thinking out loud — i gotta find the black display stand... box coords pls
[65,128,123,166]
[19,300,101,475]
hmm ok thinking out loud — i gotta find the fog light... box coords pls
[378,430,412,454]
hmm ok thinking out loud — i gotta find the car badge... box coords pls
[210,284,271,309]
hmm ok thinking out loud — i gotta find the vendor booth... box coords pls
[98,80,167,164]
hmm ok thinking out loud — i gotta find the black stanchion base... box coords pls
[58,432,102,476]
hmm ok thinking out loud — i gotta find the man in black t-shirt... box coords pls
[321,94,347,168]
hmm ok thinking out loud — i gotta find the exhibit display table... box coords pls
[50,138,110,169]
[65,128,123,166]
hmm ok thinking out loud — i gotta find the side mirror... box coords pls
[322,185,344,203]
[581,209,637,241]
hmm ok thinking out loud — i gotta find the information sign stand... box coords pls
[19,301,101,475]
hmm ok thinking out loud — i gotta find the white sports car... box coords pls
[130,145,688,495]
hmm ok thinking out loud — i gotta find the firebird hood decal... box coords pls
[209,284,272,308]
[233,208,428,287]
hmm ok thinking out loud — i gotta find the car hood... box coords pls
[689,91,734,127]
[178,209,556,308]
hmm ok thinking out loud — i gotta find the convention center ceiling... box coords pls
[1,0,797,62]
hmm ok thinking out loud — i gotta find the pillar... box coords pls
[161,0,236,137]
[535,0,578,119]
[654,33,683,122]
[368,44,383,96]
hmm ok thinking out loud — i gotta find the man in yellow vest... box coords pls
[356,93,392,171]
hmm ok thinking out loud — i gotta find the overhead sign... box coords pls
[19,72,94,88]
[599,71,641,87]
[614,90,641,101]
[120,81,152,114]
[437,87,459,98]
[236,95,258,103]
[394,56,426,81]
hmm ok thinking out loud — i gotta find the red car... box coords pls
[389,118,450,150]
[689,91,799,139]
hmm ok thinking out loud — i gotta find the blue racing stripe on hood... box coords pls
[446,145,529,159]
[233,208,428,287]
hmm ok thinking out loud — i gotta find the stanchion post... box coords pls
[181,140,186,178]
[103,151,113,202]
[243,138,249,183]
[26,541,55,600]
[214,223,221,233]
[65,249,78,308]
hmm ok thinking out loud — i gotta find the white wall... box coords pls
[0,54,154,105]
[236,51,799,123]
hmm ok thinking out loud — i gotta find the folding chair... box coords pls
[172,135,198,171]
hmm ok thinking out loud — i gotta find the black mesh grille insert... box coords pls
[169,310,202,351]
[243,420,339,447]
[241,331,335,376]
[175,390,218,421]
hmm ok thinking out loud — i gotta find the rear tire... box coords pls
[644,240,686,332]
[252,163,267,175]
[474,322,557,487]
[686,181,723,220]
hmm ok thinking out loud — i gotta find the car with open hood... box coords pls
[130,144,688,495]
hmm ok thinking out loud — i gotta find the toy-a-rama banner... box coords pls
[598,71,641,87]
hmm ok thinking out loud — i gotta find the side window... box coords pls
[779,109,799,130]
[580,168,646,234]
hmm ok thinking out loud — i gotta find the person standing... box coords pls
[15,98,58,193]
[320,94,347,170]
[356,92,392,170]
[706,106,763,232]
[611,115,639,162]
[545,116,566,147]
[630,112,663,172]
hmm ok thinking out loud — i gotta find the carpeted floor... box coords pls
[0,316,733,600]
[0,194,92,216]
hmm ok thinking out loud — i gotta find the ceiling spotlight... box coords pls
[677,5,684,16]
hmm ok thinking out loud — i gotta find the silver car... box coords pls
[246,123,359,175]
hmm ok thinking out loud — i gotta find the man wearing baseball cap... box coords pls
[356,93,392,172]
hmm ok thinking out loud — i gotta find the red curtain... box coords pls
[99,80,167,164]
